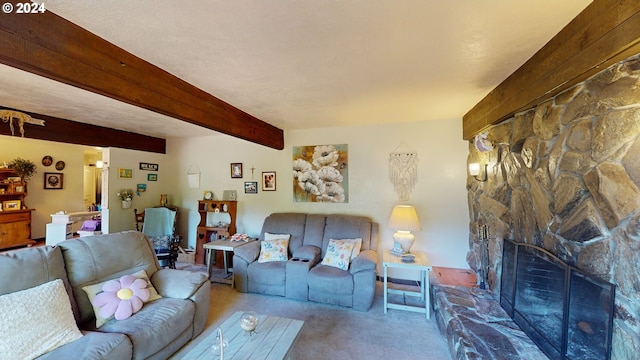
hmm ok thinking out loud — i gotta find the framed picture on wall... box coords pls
[44,173,64,190]
[262,171,276,191]
[244,181,257,194]
[118,168,133,179]
[147,173,158,181]
[231,163,243,178]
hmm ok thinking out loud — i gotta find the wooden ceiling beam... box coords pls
[463,0,640,140]
[0,3,284,150]
[0,107,166,153]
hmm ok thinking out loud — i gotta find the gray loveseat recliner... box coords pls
[233,213,379,311]
[0,231,210,359]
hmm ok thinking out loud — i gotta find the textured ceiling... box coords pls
[0,1,591,139]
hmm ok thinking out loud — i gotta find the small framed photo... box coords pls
[44,172,64,190]
[7,176,21,183]
[147,173,158,181]
[231,163,243,178]
[118,168,133,179]
[3,200,21,210]
[137,184,146,192]
[262,171,276,191]
[244,181,258,194]
[14,185,24,193]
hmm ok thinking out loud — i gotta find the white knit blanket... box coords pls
[0,279,83,359]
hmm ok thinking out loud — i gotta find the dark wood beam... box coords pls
[0,107,166,153]
[463,0,640,140]
[0,3,284,150]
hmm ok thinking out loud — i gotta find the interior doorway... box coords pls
[83,148,103,211]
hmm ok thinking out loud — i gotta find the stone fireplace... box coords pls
[466,53,640,359]
[500,239,615,359]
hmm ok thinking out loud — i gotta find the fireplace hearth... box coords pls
[500,239,615,360]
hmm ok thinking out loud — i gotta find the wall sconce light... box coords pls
[469,162,487,181]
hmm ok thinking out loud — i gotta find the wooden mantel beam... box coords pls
[0,3,284,150]
[463,0,640,140]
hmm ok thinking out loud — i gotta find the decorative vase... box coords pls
[122,200,132,209]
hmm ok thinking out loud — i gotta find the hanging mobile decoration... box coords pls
[389,142,418,202]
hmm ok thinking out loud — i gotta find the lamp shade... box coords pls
[388,205,421,231]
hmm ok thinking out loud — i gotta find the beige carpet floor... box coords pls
[174,263,452,360]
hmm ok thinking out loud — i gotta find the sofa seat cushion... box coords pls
[247,261,286,286]
[37,331,133,360]
[97,297,195,359]
[308,265,353,295]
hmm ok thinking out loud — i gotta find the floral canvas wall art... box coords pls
[293,144,348,203]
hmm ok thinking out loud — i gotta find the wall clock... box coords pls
[203,191,213,200]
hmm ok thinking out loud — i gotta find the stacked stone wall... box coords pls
[467,54,640,359]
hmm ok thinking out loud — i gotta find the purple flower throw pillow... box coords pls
[93,275,151,320]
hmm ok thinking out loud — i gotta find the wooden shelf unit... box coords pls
[195,200,237,264]
[0,169,35,250]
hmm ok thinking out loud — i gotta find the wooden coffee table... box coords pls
[170,311,304,360]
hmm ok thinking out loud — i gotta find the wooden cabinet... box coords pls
[195,200,237,264]
[0,169,34,250]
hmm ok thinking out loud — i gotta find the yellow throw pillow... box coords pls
[258,238,289,263]
[321,239,356,270]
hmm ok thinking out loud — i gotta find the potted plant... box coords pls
[8,158,37,182]
[117,189,133,209]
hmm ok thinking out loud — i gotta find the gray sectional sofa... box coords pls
[233,213,379,311]
[0,231,210,359]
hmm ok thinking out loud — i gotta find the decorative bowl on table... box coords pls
[240,311,259,336]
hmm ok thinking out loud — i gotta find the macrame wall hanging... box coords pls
[389,142,418,202]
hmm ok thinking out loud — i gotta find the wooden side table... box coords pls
[203,239,255,287]
[383,249,433,319]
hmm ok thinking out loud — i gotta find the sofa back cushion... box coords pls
[58,231,160,326]
[321,215,378,256]
[260,213,307,254]
[303,214,328,248]
[0,246,79,322]
[261,213,379,257]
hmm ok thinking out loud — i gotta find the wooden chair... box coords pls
[134,206,180,269]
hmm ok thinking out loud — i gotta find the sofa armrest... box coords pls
[234,240,261,263]
[350,249,377,274]
[151,269,208,299]
[292,245,321,261]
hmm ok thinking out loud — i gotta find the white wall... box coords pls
[0,136,86,239]
[167,118,470,269]
[2,118,471,272]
